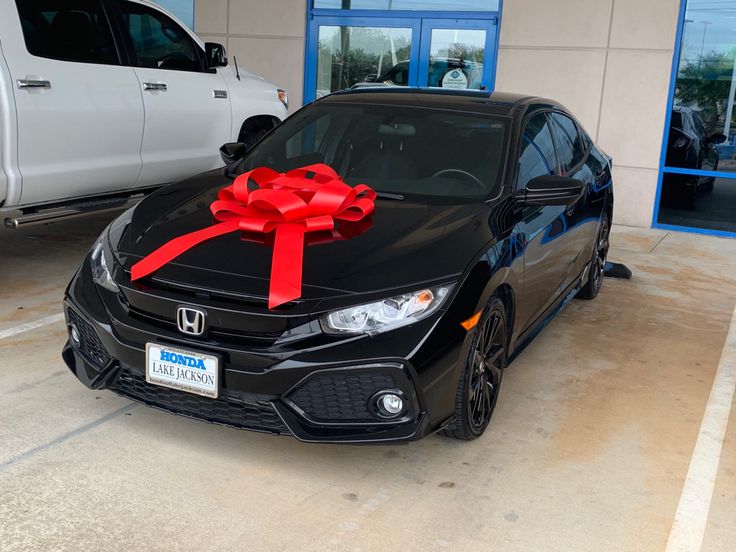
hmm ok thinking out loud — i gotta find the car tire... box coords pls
[577,212,610,300]
[441,295,507,441]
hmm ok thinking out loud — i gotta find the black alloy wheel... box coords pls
[577,211,610,300]
[442,295,507,440]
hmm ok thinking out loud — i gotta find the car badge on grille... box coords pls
[176,307,206,336]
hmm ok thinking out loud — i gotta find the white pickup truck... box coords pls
[0,0,288,227]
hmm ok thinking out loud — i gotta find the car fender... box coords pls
[221,69,288,142]
[446,233,524,372]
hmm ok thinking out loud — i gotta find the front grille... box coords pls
[110,367,290,434]
[68,308,110,367]
[126,305,280,346]
[131,274,273,307]
[287,372,396,422]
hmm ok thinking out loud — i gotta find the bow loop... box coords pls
[130,164,376,309]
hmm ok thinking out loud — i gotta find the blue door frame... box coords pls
[303,6,502,105]
[652,0,736,239]
[417,18,497,89]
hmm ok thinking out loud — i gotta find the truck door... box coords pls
[5,0,144,207]
[117,0,231,187]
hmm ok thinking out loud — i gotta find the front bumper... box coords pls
[62,265,467,443]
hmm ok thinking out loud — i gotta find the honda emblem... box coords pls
[176,307,206,336]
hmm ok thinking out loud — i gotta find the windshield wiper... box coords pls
[375,192,405,201]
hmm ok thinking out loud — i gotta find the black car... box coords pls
[63,89,614,443]
[663,105,724,208]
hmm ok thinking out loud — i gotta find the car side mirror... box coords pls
[708,132,727,145]
[205,42,228,69]
[220,142,246,178]
[516,175,585,206]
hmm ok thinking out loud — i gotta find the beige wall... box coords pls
[196,0,681,228]
[495,0,680,227]
[194,0,307,111]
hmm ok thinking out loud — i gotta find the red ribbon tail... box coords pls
[130,221,240,281]
[268,223,305,309]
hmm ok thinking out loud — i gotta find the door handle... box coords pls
[143,82,167,91]
[17,79,51,90]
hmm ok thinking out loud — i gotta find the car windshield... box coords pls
[242,103,508,202]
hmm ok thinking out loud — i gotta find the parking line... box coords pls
[0,313,65,340]
[665,302,736,552]
[0,403,137,472]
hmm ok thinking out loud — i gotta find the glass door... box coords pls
[304,16,498,102]
[418,19,498,91]
[308,17,421,100]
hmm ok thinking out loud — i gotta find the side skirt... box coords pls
[507,269,587,364]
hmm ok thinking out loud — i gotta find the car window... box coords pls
[243,104,508,202]
[120,1,202,72]
[517,113,558,189]
[692,111,707,138]
[381,63,409,85]
[549,112,586,175]
[15,0,118,65]
[671,110,683,130]
[283,113,333,163]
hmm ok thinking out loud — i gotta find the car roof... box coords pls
[318,87,562,118]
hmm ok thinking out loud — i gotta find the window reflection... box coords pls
[314,0,499,11]
[316,26,412,98]
[667,0,736,171]
[658,175,736,232]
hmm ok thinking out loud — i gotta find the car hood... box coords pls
[115,171,494,311]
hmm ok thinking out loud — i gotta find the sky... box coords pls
[154,0,194,29]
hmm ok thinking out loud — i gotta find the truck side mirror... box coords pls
[205,42,228,69]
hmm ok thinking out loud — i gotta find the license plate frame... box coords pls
[145,342,219,399]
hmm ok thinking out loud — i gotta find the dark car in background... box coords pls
[63,89,613,443]
[362,57,483,89]
[663,105,724,208]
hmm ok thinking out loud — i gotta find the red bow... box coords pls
[130,164,376,309]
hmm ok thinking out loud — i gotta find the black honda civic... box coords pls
[63,89,613,443]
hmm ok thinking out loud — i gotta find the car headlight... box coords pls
[320,285,454,335]
[90,232,119,293]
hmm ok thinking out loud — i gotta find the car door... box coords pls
[117,0,231,187]
[514,112,571,331]
[5,0,144,207]
[547,111,596,291]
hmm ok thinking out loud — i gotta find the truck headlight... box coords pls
[320,285,453,335]
[90,234,119,293]
[277,88,288,109]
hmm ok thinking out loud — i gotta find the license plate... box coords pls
[146,343,219,398]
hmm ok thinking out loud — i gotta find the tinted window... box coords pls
[120,1,201,72]
[517,113,557,189]
[670,110,683,130]
[244,104,508,201]
[550,112,586,174]
[15,0,118,65]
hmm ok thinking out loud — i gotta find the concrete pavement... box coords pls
[1,215,734,551]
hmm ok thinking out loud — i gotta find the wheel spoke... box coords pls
[486,344,504,366]
[487,315,501,351]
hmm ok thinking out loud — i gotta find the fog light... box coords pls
[377,393,404,417]
[70,324,80,346]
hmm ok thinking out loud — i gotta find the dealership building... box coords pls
[185,0,735,237]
